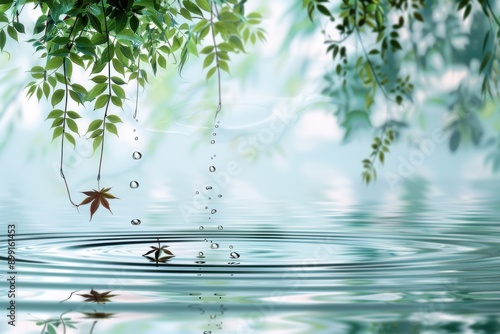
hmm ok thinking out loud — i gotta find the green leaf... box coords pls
[51,89,65,107]
[64,132,76,147]
[106,114,123,123]
[12,22,25,33]
[6,25,17,42]
[51,117,64,128]
[206,66,216,80]
[52,127,64,141]
[203,53,215,68]
[106,122,119,136]
[87,83,108,100]
[67,111,81,119]
[46,109,64,120]
[88,13,102,33]
[449,131,460,152]
[480,51,492,73]
[218,60,229,73]
[413,12,424,22]
[112,58,125,75]
[94,94,109,110]
[229,35,245,52]
[200,45,214,54]
[93,136,103,151]
[111,76,126,85]
[0,30,6,50]
[86,119,103,133]
[114,11,128,34]
[195,0,210,12]
[111,95,123,107]
[91,75,108,83]
[111,84,125,99]
[66,118,79,134]
[46,57,64,70]
[69,90,84,104]
[89,129,103,138]
[130,15,140,33]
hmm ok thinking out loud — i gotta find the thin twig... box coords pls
[97,0,113,187]
[61,61,78,207]
[209,0,222,121]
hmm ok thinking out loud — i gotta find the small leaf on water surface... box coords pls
[77,289,117,304]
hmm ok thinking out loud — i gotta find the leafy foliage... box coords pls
[308,0,500,181]
[0,0,262,216]
[32,317,77,334]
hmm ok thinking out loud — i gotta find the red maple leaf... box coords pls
[78,187,118,221]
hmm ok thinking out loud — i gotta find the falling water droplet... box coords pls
[212,133,216,136]
[210,140,215,144]
[218,194,222,198]
[211,209,217,214]
[204,331,211,334]
[218,225,223,230]
[131,219,141,225]
[211,243,219,249]
[198,251,205,257]
[205,206,208,209]
[209,166,216,172]
[199,226,204,230]
[195,191,199,195]
[134,136,138,141]
[229,245,233,249]
[208,197,212,200]
[130,181,139,189]
[204,239,208,242]
[210,314,217,319]
[230,252,240,259]
[206,186,213,190]
[132,151,142,160]
[133,129,136,132]
[215,124,219,128]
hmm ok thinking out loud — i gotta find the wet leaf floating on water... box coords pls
[78,187,119,221]
[77,289,118,304]
[142,238,175,266]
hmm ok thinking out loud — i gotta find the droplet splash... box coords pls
[211,243,219,249]
[132,151,142,160]
[131,219,141,225]
[130,181,139,189]
[209,166,216,172]
[206,186,213,190]
[230,252,240,259]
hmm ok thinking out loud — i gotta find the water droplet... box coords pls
[130,181,139,189]
[209,166,216,172]
[215,124,219,128]
[196,261,206,265]
[198,251,204,257]
[211,209,217,214]
[204,331,211,334]
[195,191,199,195]
[199,226,204,230]
[206,186,213,190]
[205,206,208,209]
[213,133,216,136]
[208,197,212,200]
[204,238,208,242]
[131,219,141,225]
[133,129,136,132]
[218,225,223,230]
[210,314,217,319]
[211,243,219,249]
[230,252,240,259]
[134,136,138,141]
[210,140,215,144]
[218,194,222,198]
[132,151,142,160]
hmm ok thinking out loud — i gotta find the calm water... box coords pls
[1,179,500,334]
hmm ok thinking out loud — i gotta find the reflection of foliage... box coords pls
[309,0,500,181]
[77,187,119,221]
[142,238,175,266]
[32,315,77,334]
[0,0,263,216]
[78,289,118,304]
[81,311,115,319]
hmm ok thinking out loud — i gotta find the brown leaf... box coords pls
[77,289,118,304]
[78,187,119,221]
